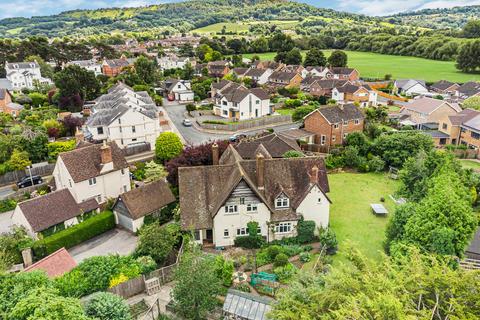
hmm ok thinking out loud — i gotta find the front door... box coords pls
[206,229,213,242]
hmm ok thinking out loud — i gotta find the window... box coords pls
[121,139,124,145]
[68,179,72,188]
[332,135,336,142]
[225,205,238,214]
[256,100,260,104]
[222,101,227,106]
[343,120,348,125]
[97,127,104,135]
[118,118,121,124]
[123,185,127,193]
[354,119,360,125]
[246,203,258,212]
[132,138,137,142]
[240,197,245,204]
[223,110,228,116]
[132,126,136,133]
[194,230,200,241]
[224,229,230,238]
[236,228,247,236]
[317,197,322,204]
[121,168,125,175]
[442,123,448,130]
[343,133,348,139]
[275,222,292,234]
[88,177,96,186]
[275,194,289,208]
[472,132,480,140]
[320,135,326,146]
[334,123,339,129]
[119,126,122,133]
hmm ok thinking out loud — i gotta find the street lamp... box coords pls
[27,165,33,186]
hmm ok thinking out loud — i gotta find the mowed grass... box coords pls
[328,172,400,265]
[193,20,299,34]
[459,159,480,171]
[240,50,480,83]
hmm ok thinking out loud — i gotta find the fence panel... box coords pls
[300,144,330,154]
[108,276,146,299]
[200,115,292,132]
[0,163,55,186]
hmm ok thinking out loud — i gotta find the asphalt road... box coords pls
[0,210,14,234]
[0,185,15,200]
[163,102,300,145]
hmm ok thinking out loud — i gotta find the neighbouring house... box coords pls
[0,88,23,117]
[303,104,365,147]
[331,83,377,107]
[85,83,162,148]
[157,53,195,71]
[243,68,273,85]
[207,61,231,78]
[329,67,360,81]
[5,61,52,90]
[304,66,331,78]
[251,60,282,70]
[280,65,307,78]
[163,79,194,102]
[53,141,131,204]
[399,97,461,127]
[231,67,249,78]
[394,79,429,96]
[234,133,302,159]
[102,56,135,77]
[12,189,100,239]
[113,180,176,232]
[267,71,303,89]
[24,248,77,278]
[212,81,270,120]
[301,78,350,97]
[179,144,331,247]
[437,109,480,146]
[459,112,480,149]
[430,80,459,95]
[456,81,480,100]
[65,59,102,76]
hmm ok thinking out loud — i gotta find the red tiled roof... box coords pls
[24,248,76,278]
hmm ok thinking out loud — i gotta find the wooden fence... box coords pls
[200,115,292,132]
[453,148,479,159]
[0,163,55,186]
[300,143,330,154]
[108,276,146,298]
[460,258,480,270]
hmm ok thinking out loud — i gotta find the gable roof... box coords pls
[24,248,76,278]
[116,180,176,220]
[269,71,298,82]
[431,80,458,91]
[232,68,249,76]
[402,97,461,114]
[457,81,480,97]
[6,61,39,69]
[179,156,329,230]
[448,109,480,126]
[18,189,99,232]
[306,104,364,124]
[395,79,426,91]
[104,58,131,68]
[245,68,268,78]
[215,81,269,102]
[329,67,356,75]
[234,133,301,159]
[462,113,480,132]
[59,141,128,183]
[335,84,364,94]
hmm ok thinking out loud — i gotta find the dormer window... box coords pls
[275,194,289,208]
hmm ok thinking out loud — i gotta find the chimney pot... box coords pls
[310,165,319,185]
[100,141,112,164]
[256,153,265,190]
[212,143,219,165]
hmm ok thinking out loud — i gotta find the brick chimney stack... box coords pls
[75,127,84,144]
[309,165,319,185]
[256,153,265,190]
[100,141,112,164]
[212,143,219,165]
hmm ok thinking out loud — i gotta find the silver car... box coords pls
[183,119,192,127]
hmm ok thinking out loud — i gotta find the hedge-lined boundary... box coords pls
[33,211,115,258]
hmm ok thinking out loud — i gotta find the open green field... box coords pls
[459,159,480,171]
[328,172,400,264]
[193,20,299,34]
[241,50,480,83]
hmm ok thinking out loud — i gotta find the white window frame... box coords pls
[343,120,348,125]
[224,229,230,238]
[246,203,258,212]
[88,177,97,186]
[275,195,289,208]
[320,135,326,146]
[236,227,247,236]
[224,205,238,214]
[275,222,292,234]
[334,123,339,129]
[354,119,360,125]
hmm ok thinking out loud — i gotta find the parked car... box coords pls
[183,119,192,127]
[229,133,248,142]
[17,175,43,188]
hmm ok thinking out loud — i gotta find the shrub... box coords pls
[33,211,115,257]
[281,245,303,257]
[0,199,17,213]
[136,255,157,274]
[233,282,251,293]
[109,273,129,288]
[214,255,234,287]
[274,253,289,268]
[135,222,180,265]
[85,292,132,320]
[318,228,338,255]
[234,235,265,249]
[47,139,75,162]
[266,245,282,261]
[255,250,270,267]
[299,252,312,263]
[282,150,304,158]
[273,263,297,283]
[155,132,183,162]
[296,220,316,244]
[368,155,386,172]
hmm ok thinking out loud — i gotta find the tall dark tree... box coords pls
[54,65,100,111]
[303,48,327,66]
[456,40,480,73]
[462,20,480,38]
[327,50,348,67]
[134,56,158,85]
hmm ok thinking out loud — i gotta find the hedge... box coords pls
[33,211,115,258]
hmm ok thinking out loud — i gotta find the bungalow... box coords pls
[456,81,480,100]
[267,71,303,89]
[179,145,331,247]
[0,88,23,117]
[251,60,282,70]
[430,80,459,95]
[231,68,249,78]
[12,189,100,239]
[163,79,194,102]
[394,79,429,96]
[399,97,461,127]
[113,180,176,232]
[243,68,273,85]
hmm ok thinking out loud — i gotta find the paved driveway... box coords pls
[0,210,14,234]
[68,228,138,263]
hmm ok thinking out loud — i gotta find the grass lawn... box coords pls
[275,108,294,116]
[193,20,299,34]
[240,50,480,83]
[328,172,400,265]
[459,159,480,171]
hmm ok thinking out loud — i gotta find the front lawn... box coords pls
[328,172,400,265]
[459,159,480,171]
[276,108,294,116]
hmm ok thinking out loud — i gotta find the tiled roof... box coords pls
[179,153,329,230]
[233,133,301,159]
[24,248,77,278]
[457,81,480,97]
[312,104,364,124]
[18,189,99,232]
[329,67,356,75]
[269,71,297,82]
[448,109,480,126]
[431,80,458,91]
[117,180,176,220]
[403,97,461,114]
[59,141,128,183]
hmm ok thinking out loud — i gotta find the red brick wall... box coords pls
[304,111,364,146]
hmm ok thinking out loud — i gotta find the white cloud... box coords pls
[417,0,480,10]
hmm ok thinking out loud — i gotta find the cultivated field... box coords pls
[241,50,480,83]
[193,20,299,34]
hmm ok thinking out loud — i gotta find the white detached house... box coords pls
[5,61,53,91]
[179,144,331,247]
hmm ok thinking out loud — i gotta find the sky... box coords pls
[0,0,479,19]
